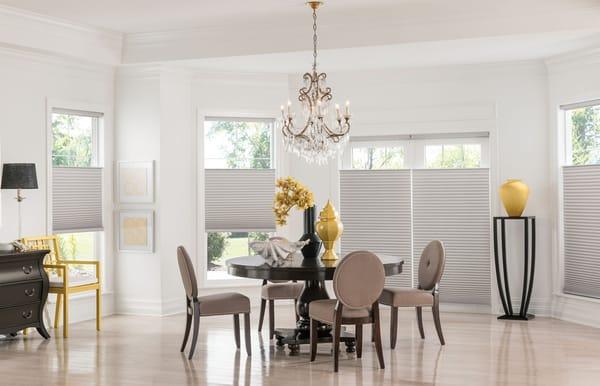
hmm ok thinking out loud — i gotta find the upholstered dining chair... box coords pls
[259,280,303,339]
[177,246,251,360]
[379,240,446,348]
[309,251,386,372]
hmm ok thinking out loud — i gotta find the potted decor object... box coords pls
[316,200,343,261]
[273,177,321,258]
[499,179,530,217]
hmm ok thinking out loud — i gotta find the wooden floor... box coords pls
[2,305,600,385]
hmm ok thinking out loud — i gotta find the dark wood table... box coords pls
[227,253,403,354]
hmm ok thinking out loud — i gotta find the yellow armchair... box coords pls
[22,235,101,338]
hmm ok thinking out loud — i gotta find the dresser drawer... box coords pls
[0,303,40,328]
[0,281,42,307]
[0,259,41,282]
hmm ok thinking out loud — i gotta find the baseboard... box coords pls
[45,292,115,325]
[552,294,600,328]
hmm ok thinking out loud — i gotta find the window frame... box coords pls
[198,114,279,288]
[343,134,489,170]
[561,100,600,167]
[47,102,106,294]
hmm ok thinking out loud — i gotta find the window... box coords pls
[351,145,405,169]
[204,118,276,282]
[564,102,600,166]
[204,118,274,169]
[51,109,103,267]
[425,143,481,168]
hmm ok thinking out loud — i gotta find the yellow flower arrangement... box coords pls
[273,177,315,226]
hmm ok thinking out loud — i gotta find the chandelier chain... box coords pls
[312,8,318,72]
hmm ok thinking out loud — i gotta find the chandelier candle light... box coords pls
[280,1,351,164]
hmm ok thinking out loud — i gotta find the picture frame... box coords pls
[118,161,154,204]
[118,210,154,253]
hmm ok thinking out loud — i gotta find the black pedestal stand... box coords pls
[493,216,536,321]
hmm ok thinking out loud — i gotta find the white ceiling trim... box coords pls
[0,4,122,65]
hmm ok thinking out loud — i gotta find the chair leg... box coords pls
[310,318,318,362]
[333,318,341,372]
[234,314,241,349]
[96,287,102,331]
[63,292,69,338]
[356,324,363,359]
[54,294,62,329]
[432,302,445,345]
[416,306,425,339]
[371,323,375,343]
[188,304,200,360]
[243,313,251,356]
[373,303,385,370]
[268,300,275,340]
[390,306,398,349]
[294,299,299,322]
[180,301,192,352]
[258,299,266,332]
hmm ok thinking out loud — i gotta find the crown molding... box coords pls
[545,47,600,74]
[0,4,123,65]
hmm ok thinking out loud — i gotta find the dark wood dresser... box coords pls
[0,250,50,338]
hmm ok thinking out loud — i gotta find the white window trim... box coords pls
[197,110,280,288]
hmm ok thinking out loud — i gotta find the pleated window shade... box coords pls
[562,165,600,298]
[205,169,276,232]
[412,168,491,304]
[339,170,413,288]
[52,167,103,233]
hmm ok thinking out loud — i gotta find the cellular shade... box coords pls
[563,165,600,298]
[340,169,413,288]
[412,168,491,305]
[1,163,38,189]
[53,167,103,233]
[205,169,276,232]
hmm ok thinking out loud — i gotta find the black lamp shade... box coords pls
[1,163,38,189]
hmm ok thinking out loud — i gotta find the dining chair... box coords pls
[177,246,251,360]
[379,240,446,348]
[22,235,101,338]
[258,279,303,339]
[309,250,385,372]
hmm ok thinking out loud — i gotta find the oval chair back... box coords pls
[417,240,446,291]
[177,246,198,300]
[333,251,385,309]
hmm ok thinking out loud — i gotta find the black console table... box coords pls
[493,216,536,320]
[0,250,51,338]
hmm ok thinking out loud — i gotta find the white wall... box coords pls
[287,62,553,315]
[0,46,116,323]
[547,49,600,327]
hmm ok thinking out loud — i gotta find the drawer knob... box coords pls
[24,288,35,297]
[22,310,33,319]
[22,266,33,275]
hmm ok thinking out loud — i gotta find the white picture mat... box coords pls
[118,161,154,203]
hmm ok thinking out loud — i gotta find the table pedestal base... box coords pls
[274,278,356,355]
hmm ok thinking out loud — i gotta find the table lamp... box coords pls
[1,163,38,239]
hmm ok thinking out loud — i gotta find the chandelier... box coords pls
[280,1,351,165]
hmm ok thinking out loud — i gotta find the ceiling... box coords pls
[2,0,600,68]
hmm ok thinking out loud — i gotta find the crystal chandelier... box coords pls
[280,1,351,165]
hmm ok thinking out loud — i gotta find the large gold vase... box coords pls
[499,179,529,217]
[316,200,344,261]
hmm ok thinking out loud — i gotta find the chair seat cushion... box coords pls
[49,271,98,288]
[261,282,304,300]
[379,287,434,307]
[197,292,250,316]
[309,299,370,323]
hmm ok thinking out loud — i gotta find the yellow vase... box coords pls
[316,200,344,261]
[499,179,529,217]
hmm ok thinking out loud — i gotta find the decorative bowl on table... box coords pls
[250,237,308,266]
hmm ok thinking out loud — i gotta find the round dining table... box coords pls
[226,253,404,354]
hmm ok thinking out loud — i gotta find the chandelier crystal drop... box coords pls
[280,1,351,165]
